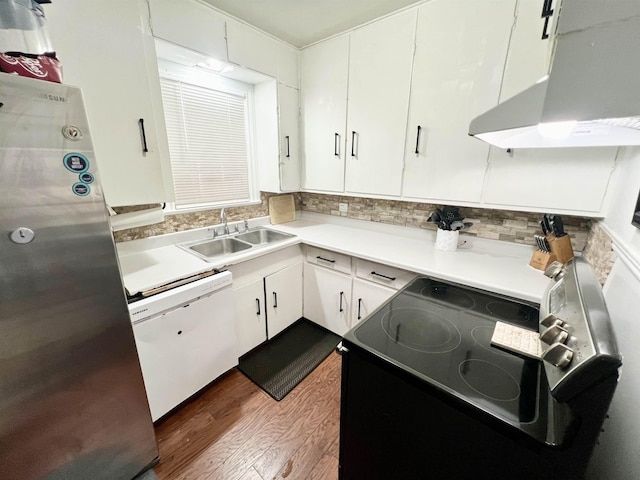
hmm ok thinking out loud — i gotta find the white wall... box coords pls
[586,146,640,479]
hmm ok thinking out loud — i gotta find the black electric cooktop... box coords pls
[346,276,541,424]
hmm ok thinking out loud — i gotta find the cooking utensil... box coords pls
[542,215,552,235]
[540,220,549,236]
[551,215,566,237]
[542,237,551,253]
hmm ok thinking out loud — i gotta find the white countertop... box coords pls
[117,212,550,302]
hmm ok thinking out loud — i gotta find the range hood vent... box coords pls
[469,0,640,149]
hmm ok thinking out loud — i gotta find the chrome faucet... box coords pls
[244,219,249,232]
[220,208,229,235]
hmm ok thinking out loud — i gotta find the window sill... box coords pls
[163,199,263,216]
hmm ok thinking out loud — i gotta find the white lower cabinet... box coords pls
[265,263,304,338]
[303,263,352,336]
[351,279,396,328]
[228,246,304,357]
[234,279,267,355]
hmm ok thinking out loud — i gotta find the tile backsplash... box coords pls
[113,191,615,281]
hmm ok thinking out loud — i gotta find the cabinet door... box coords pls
[402,0,515,203]
[234,279,267,356]
[483,0,617,215]
[351,279,395,328]
[227,19,278,77]
[148,0,227,61]
[45,0,170,207]
[301,36,349,192]
[266,263,303,338]
[278,84,301,191]
[344,11,416,197]
[303,263,352,336]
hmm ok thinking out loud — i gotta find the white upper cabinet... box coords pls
[402,0,515,203]
[483,0,618,214]
[278,84,301,191]
[46,0,171,207]
[344,11,416,197]
[148,0,227,61]
[226,18,300,88]
[301,36,350,192]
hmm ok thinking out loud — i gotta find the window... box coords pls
[158,61,258,211]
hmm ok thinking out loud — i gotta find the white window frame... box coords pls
[157,58,260,214]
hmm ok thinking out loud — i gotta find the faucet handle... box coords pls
[244,219,249,231]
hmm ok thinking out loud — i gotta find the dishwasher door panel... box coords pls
[133,285,237,421]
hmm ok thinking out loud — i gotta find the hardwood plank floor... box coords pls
[153,352,342,480]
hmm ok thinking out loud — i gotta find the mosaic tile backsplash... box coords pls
[113,191,614,282]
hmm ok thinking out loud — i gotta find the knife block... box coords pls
[529,250,558,271]
[547,235,574,264]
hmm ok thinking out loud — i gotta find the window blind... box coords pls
[160,77,251,208]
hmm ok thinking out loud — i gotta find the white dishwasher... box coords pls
[128,271,237,421]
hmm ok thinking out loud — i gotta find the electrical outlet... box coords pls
[339,203,348,213]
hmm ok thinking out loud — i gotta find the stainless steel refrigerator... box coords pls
[0,73,158,478]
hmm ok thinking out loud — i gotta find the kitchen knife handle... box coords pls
[256,298,261,315]
[273,292,278,309]
[334,133,340,157]
[351,131,357,157]
[285,136,290,158]
[357,298,363,320]
[138,118,149,153]
[339,291,344,313]
[414,125,422,154]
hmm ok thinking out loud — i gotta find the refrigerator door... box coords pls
[0,74,158,479]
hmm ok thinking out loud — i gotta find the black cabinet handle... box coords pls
[138,118,149,153]
[334,133,340,157]
[371,271,396,281]
[357,298,362,320]
[316,255,336,264]
[256,298,261,316]
[285,135,290,158]
[541,0,554,39]
[273,292,278,309]
[339,291,344,313]
[415,125,422,154]
[351,131,357,157]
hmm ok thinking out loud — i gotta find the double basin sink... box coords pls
[180,227,295,262]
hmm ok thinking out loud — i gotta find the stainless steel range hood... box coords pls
[469,0,640,149]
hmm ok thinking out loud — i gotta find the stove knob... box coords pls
[544,261,565,279]
[540,313,563,328]
[542,342,574,369]
[540,324,569,345]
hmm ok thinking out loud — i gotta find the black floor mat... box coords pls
[238,319,341,401]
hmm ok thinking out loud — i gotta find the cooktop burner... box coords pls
[351,275,540,423]
[419,284,476,310]
[381,308,461,353]
[485,301,537,323]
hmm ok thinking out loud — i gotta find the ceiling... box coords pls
[200,0,425,48]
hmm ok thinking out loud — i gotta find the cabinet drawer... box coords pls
[355,259,415,290]
[306,246,351,274]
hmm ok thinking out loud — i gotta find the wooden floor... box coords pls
[153,352,342,480]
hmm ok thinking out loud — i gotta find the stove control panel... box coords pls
[540,258,621,402]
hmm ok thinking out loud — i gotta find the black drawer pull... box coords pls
[339,291,344,313]
[256,298,261,315]
[285,135,290,158]
[273,292,278,309]
[357,298,363,320]
[316,256,336,264]
[334,133,340,157]
[371,271,396,281]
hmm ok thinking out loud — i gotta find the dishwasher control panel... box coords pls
[128,271,232,323]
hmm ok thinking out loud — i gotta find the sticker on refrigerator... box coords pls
[63,153,89,173]
[72,182,90,196]
[79,172,94,184]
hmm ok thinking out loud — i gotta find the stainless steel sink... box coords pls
[234,228,294,245]
[188,237,252,258]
